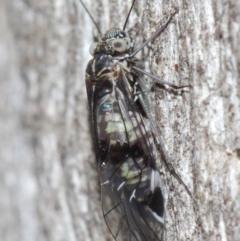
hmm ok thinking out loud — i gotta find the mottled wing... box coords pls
[94,62,164,240]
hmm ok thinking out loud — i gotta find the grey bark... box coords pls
[0,0,239,241]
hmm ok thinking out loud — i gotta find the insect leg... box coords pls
[132,66,191,91]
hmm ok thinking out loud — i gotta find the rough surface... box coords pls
[0,0,239,241]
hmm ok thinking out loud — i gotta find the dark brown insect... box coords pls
[79,0,191,240]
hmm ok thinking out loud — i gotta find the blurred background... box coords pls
[0,0,239,241]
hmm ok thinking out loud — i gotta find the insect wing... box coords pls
[86,57,165,240]
[100,164,165,241]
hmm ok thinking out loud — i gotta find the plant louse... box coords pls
[78,0,192,240]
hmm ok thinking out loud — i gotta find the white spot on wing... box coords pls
[129,189,136,202]
[149,209,164,224]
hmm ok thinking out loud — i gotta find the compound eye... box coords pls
[112,39,128,53]
[89,42,98,56]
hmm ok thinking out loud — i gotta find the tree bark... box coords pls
[0,0,239,241]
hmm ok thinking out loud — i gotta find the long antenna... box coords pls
[130,11,178,57]
[78,0,102,35]
[123,0,137,31]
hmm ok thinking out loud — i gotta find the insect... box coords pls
[79,0,191,240]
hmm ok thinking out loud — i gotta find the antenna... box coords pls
[130,11,178,57]
[78,0,102,35]
[123,0,137,31]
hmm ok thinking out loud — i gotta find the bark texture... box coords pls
[0,0,239,241]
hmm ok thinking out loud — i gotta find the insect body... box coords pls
[85,27,165,240]
[80,0,190,240]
